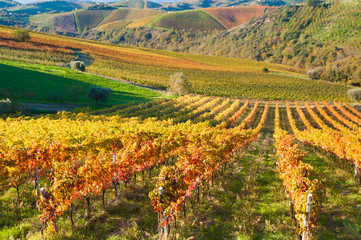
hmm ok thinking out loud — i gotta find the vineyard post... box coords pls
[86,197,91,217]
[196,177,201,203]
[354,165,358,179]
[40,188,58,233]
[302,193,313,240]
[163,216,169,240]
[183,199,186,217]
[112,154,118,197]
[102,189,106,207]
[35,166,40,196]
[70,203,74,226]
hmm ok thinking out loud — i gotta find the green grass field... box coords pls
[0,60,166,106]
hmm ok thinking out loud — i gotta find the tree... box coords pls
[348,88,361,102]
[67,83,86,104]
[306,0,321,7]
[88,85,112,104]
[13,29,30,42]
[169,72,191,96]
[307,67,322,80]
[70,61,86,72]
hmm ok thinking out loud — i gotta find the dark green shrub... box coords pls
[13,29,30,42]
[70,61,86,72]
[88,85,112,104]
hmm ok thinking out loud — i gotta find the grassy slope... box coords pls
[126,14,161,28]
[98,8,161,27]
[149,9,226,31]
[113,0,145,9]
[98,19,133,31]
[29,12,63,23]
[0,60,164,105]
[74,9,112,32]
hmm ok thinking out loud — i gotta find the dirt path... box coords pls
[19,102,79,112]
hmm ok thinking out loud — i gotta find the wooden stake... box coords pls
[70,203,74,226]
[35,166,40,196]
[302,193,313,240]
[354,165,358,179]
[183,200,186,217]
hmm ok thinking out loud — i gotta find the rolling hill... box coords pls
[0,0,19,8]
[97,8,161,27]
[74,9,112,32]
[148,9,226,31]
[7,0,85,15]
[204,6,273,29]
[83,1,361,86]
[0,25,354,102]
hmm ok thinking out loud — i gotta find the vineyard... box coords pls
[0,26,356,102]
[1,94,361,239]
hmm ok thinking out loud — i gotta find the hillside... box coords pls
[29,12,78,35]
[97,8,161,27]
[160,0,299,11]
[111,0,146,9]
[93,6,268,32]
[74,9,112,32]
[7,0,85,15]
[0,25,355,102]
[0,0,18,8]
[84,1,361,86]
[204,6,272,29]
[149,9,226,31]
[0,60,163,105]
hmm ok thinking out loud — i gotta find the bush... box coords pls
[307,67,323,80]
[88,85,112,104]
[0,98,11,113]
[169,72,191,96]
[262,67,269,73]
[13,29,30,42]
[70,61,86,72]
[348,88,361,101]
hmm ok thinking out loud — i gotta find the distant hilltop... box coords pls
[15,0,185,4]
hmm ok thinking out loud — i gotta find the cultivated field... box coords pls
[98,9,161,27]
[204,6,272,29]
[0,26,353,101]
[74,10,113,32]
[1,95,361,239]
[149,10,226,31]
